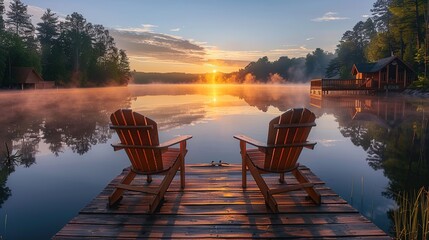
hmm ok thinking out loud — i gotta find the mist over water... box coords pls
[0,84,427,238]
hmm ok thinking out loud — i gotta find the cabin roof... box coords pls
[12,67,44,84]
[353,56,399,73]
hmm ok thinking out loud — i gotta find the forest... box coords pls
[2,0,429,90]
[0,0,131,88]
[197,0,429,89]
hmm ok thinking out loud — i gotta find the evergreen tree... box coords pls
[118,49,131,85]
[5,0,34,41]
[37,9,58,47]
[371,0,392,32]
[0,0,5,31]
[37,9,59,80]
[327,19,375,78]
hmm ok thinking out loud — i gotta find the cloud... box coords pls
[306,37,314,41]
[311,12,349,22]
[269,45,311,57]
[317,139,342,147]
[362,14,370,18]
[170,28,181,32]
[111,29,206,64]
[116,24,158,33]
[206,59,250,68]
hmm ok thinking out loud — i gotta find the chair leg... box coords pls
[246,158,279,212]
[292,168,321,205]
[239,141,247,188]
[109,170,137,207]
[279,173,285,183]
[180,142,186,189]
[148,159,181,213]
[180,154,185,189]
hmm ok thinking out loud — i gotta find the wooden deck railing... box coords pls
[311,78,373,95]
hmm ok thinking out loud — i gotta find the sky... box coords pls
[5,0,376,73]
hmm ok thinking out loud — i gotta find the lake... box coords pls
[0,84,428,239]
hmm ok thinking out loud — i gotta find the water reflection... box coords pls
[312,94,429,231]
[0,84,428,238]
[0,87,132,207]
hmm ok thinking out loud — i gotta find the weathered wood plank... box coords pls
[55,223,388,239]
[54,164,390,239]
[68,213,371,225]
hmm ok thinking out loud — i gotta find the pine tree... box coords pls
[37,9,59,80]
[5,0,33,35]
[118,49,130,85]
[37,9,58,46]
[371,0,392,32]
[0,0,5,31]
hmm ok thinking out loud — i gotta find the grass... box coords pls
[1,143,21,167]
[393,187,429,239]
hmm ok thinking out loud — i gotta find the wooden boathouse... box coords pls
[311,56,415,95]
[12,67,55,89]
[54,164,390,239]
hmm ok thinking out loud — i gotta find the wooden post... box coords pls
[378,71,381,89]
[404,69,407,88]
[396,63,399,84]
[386,64,389,92]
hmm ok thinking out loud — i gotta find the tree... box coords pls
[5,0,35,47]
[37,9,58,47]
[371,0,392,32]
[37,9,59,80]
[327,19,375,79]
[305,48,335,78]
[0,0,5,31]
[118,49,131,85]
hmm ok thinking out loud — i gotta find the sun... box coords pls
[212,69,217,73]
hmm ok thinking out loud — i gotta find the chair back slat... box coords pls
[110,109,163,173]
[266,108,315,171]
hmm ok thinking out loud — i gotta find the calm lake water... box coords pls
[0,84,428,239]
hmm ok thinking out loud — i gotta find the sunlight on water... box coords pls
[0,84,427,238]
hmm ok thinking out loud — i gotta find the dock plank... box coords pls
[54,164,391,239]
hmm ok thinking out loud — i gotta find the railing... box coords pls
[321,79,367,90]
[310,78,374,95]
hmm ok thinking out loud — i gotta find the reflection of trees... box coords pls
[321,95,429,229]
[128,84,311,113]
[0,88,132,206]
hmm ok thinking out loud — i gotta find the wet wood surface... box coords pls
[54,164,390,239]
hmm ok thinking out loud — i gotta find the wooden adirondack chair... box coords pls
[109,109,192,213]
[234,108,321,212]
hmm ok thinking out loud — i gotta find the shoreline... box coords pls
[402,89,429,97]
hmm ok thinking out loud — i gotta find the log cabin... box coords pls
[351,56,415,90]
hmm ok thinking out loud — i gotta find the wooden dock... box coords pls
[54,164,390,239]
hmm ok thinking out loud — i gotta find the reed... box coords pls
[393,187,429,239]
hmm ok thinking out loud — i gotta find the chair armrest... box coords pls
[159,135,193,148]
[267,141,317,150]
[234,135,316,150]
[233,135,267,148]
[111,135,192,151]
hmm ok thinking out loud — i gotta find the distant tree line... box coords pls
[0,0,130,88]
[327,0,429,89]
[133,49,335,84]
[234,48,335,83]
